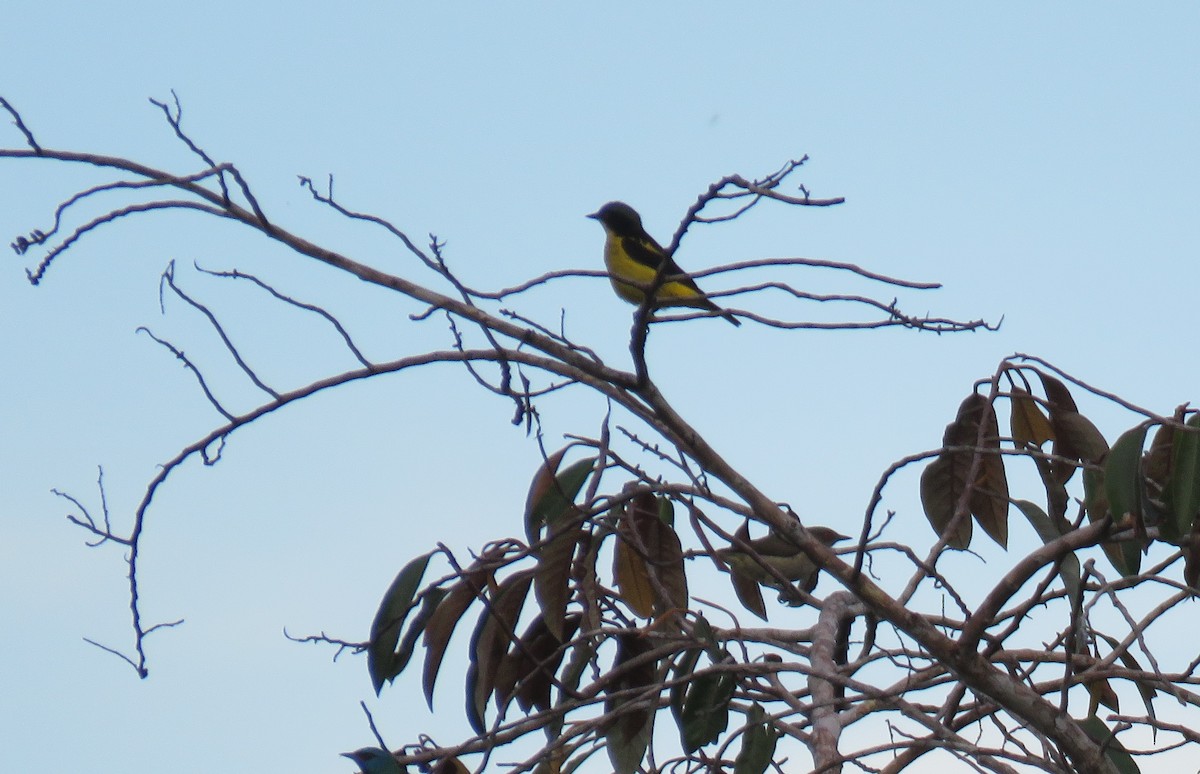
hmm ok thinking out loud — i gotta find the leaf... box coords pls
[680,657,736,753]
[729,568,768,621]
[1079,715,1141,774]
[1054,410,1110,467]
[613,528,655,618]
[1037,371,1080,415]
[1105,425,1147,533]
[422,566,491,709]
[534,519,583,641]
[1083,468,1139,577]
[920,392,1010,549]
[1014,500,1082,616]
[734,704,777,774]
[1095,632,1157,729]
[1167,414,1200,541]
[614,491,689,617]
[604,634,658,774]
[1142,422,1174,532]
[495,613,581,713]
[968,396,1010,548]
[1010,386,1054,447]
[525,452,595,543]
[920,452,973,550]
[669,647,703,727]
[368,551,434,695]
[465,570,534,735]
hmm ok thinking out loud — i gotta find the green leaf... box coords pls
[734,704,777,774]
[1014,500,1082,614]
[368,552,434,695]
[1105,425,1147,530]
[525,455,595,543]
[1079,715,1141,774]
[604,634,657,774]
[1167,414,1200,541]
[669,647,702,727]
[680,656,737,753]
[1083,468,1139,577]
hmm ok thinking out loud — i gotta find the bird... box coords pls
[716,524,849,595]
[341,747,403,774]
[587,201,740,326]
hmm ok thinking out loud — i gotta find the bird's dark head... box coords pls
[587,201,643,233]
[341,747,399,774]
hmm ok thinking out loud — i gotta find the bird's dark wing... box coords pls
[619,234,701,289]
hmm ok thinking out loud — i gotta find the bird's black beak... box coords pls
[586,211,600,220]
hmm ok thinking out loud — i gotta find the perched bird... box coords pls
[341,747,403,774]
[587,201,740,326]
[717,524,849,594]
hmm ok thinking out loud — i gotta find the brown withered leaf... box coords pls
[423,566,491,709]
[1037,371,1080,414]
[1010,386,1054,447]
[968,395,1010,548]
[1053,410,1110,467]
[920,452,973,549]
[465,569,534,735]
[614,491,688,618]
[494,613,582,713]
[534,518,583,641]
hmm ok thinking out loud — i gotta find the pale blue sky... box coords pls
[2,4,1199,772]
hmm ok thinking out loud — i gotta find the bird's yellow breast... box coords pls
[603,235,705,307]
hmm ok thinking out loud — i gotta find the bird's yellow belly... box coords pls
[604,242,702,308]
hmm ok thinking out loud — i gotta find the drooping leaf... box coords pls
[968,396,1010,548]
[1083,468,1139,577]
[494,613,581,713]
[534,518,583,641]
[921,392,1013,549]
[920,452,973,549]
[1010,386,1055,447]
[613,528,655,618]
[680,656,737,753]
[1079,715,1141,774]
[1095,632,1157,730]
[669,647,703,727]
[392,587,446,686]
[1167,414,1200,541]
[729,568,768,621]
[734,704,778,774]
[465,570,534,735]
[423,566,492,709]
[368,551,434,695]
[1037,371,1080,415]
[1106,425,1147,528]
[1014,500,1082,617]
[525,452,595,543]
[604,634,658,774]
[1054,411,1110,468]
[1142,422,1174,533]
[613,491,688,617]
